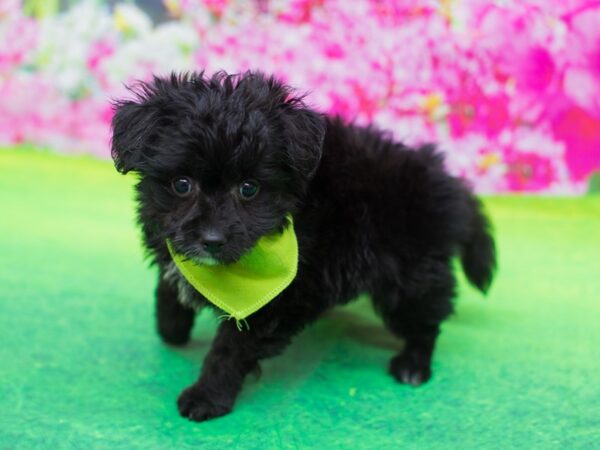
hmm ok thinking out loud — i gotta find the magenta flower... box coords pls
[553,105,600,182]
[505,152,557,192]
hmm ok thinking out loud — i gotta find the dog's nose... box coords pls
[201,230,225,255]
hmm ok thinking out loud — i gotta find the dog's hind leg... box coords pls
[371,258,456,386]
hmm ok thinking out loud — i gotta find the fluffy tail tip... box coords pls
[461,202,497,294]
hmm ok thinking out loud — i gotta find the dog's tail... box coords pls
[460,196,496,294]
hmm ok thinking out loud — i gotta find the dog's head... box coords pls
[110,71,325,263]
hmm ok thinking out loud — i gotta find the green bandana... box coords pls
[167,216,298,325]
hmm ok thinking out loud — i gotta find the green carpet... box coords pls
[1,148,599,449]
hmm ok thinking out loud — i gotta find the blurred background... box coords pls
[2,0,600,193]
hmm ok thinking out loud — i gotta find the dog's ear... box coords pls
[279,105,326,180]
[110,99,160,174]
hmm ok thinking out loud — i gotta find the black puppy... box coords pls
[111,71,496,422]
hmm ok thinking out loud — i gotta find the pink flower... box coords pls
[518,46,556,94]
[276,0,324,24]
[87,40,115,72]
[0,15,38,73]
[203,0,229,19]
[552,105,600,181]
[505,151,557,192]
[446,83,510,138]
[562,7,600,115]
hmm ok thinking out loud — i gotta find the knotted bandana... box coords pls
[167,216,298,326]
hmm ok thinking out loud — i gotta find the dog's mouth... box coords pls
[191,255,221,266]
[174,243,247,266]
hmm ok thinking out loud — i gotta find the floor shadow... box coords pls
[321,307,403,352]
[159,301,408,405]
[171,299,403,365]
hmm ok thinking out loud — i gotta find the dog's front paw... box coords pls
[177,385,232,422]
[389,352,432,386]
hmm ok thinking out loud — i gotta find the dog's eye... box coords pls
[239,180,259,200]
[171,177,193,197]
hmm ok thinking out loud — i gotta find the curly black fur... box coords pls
[111,71,496,422]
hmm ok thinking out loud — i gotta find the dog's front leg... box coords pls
[155,270,196,346]
[176,319,259,422]
[177,297,320,422]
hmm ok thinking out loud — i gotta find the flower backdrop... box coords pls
[1,0,600,193]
